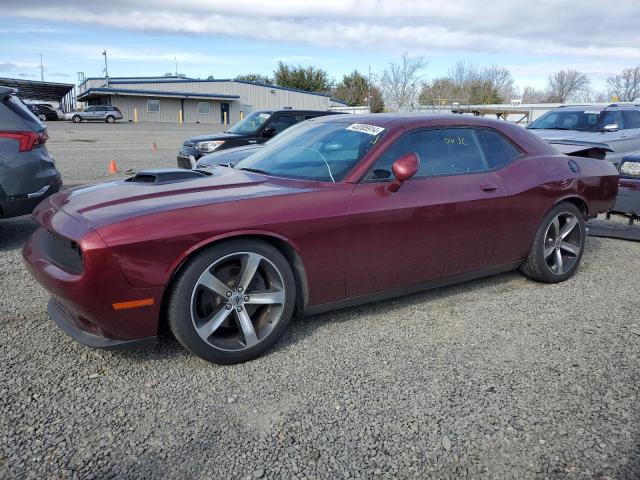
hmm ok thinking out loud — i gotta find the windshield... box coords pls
[227,111,271,134]
[234,121,385,182]
[527,109,620,132]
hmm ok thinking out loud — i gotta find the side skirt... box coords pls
[305,260,523,316]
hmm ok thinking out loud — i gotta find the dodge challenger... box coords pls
[23,114,619,364]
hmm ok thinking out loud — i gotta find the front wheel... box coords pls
[37,113,47,122]
[167,240,296,364]
[521,202,586,283]
[72,115,81,123]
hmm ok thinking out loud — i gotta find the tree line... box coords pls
[232,57,640,111]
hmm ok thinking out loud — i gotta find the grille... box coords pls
[183,141,194,148]
[38,229,84,274]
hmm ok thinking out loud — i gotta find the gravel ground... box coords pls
[1,122,639,479]
[43,121,225,186]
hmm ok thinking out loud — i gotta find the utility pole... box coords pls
[175,57,178,76]
[102,50,109,84]
[368,66,372,113]
[39,54,44,82]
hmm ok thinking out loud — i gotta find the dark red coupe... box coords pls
[23,115,619,364]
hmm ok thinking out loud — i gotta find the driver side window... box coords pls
[367,128,490,180]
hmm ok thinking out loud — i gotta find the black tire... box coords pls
[37,113,47,122]
[167,239,296,364]
[105,115,115,124]
[521,201,586,283]
[72,115,81,123]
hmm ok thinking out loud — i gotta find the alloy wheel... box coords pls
[190,252,286,351]
[543,212,582,275]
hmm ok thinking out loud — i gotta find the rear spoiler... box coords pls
[548,140,613,160]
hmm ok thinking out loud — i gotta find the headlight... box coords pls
[620,160,640,177]
[195,140,225,152]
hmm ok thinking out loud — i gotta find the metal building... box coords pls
[76,76,346,124]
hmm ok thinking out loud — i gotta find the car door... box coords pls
[346,127,507,297]
[97,106,108,120]
[83,106,97,120]
[622,110,640,153]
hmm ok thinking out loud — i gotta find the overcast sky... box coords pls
[2,0,639,92]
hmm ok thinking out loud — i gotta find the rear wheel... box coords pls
[105,115,115,123]
[37,113,47,122]
[521,202,585,283]
[167,240,296,364]
[72,115,81,123]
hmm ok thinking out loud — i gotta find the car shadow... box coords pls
[619,434,640,479]
[112,269,525,365]
[0,216,38,252]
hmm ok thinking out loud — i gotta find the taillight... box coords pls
[0,130,47,152]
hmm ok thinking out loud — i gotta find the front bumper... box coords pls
[177,154,196,169]
[23,203,164,349]
[48,297,156,350]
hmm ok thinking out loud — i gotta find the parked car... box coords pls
[195,144,264,169]
[24,114,618,364]
[0,87,61,218]
[608,150,640,221]
[527,104,640,165]
[26,104,60,122]
[66,105,123,123]
[177,109,344,168]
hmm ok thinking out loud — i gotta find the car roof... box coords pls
[555,103,640,111]
[255,109,343,115]
[311,113,520,128]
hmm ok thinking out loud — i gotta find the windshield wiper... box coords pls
[238,167,269,175]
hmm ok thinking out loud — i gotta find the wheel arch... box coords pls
[555,195,589,218]
[158,231,309,335]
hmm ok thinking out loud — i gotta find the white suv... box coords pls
[67,105,123,123]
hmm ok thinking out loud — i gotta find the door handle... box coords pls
[480,184,498,192]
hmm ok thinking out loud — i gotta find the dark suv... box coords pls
[177,109,344,168]
[0,87,61,218]
[26,104,60,122]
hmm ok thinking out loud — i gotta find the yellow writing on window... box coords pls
[443,136,467,145]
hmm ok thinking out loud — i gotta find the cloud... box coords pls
[0,62,19,72]
[11,0,640,64]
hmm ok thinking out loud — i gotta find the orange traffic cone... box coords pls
[151,142,157,152]
[108,159,118,174]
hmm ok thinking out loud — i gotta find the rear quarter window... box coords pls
[475,129,522,169]
[3,95,41,129]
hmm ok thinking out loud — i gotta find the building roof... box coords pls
[0,77,74,101]
[77,87,240,102]
[78,76,335,99]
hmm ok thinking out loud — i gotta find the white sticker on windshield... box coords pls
[584,110,601,115]
[345,123,385,136]
[258,113,270,119]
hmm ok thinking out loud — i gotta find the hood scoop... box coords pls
[126,168,213,185]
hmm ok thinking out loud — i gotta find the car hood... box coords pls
[185,132,248,143]
[197,144,264,167]
[48,168,309,228]
[527,128,609,142]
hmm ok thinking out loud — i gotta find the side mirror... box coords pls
[603,124,619,132]
[387,153,420,192]
[620,160,640,178]
[262,126,276,138]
